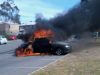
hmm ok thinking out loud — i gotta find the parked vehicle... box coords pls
[0,35,8,44]
[8,35,17,40]
[92,32,100,38]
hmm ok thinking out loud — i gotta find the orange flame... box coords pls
[34,29,54,39]
[16,29,54,57]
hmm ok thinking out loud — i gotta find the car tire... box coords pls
[55,48,63,55]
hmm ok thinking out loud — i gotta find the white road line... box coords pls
[7,67,42,69]
[28,55,69,75]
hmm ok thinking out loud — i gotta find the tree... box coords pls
[0,0,20,24]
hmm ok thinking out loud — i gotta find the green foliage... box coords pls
[0,0,20,24]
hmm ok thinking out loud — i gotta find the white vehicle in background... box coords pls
[0,35,8,44]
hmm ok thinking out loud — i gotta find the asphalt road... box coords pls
[0,40,63,75]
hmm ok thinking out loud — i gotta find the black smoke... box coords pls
[20,0,100,42]
[50,0,100,37]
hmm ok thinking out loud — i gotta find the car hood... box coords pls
[52,41,69,46]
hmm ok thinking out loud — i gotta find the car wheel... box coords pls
[55,48,63,55]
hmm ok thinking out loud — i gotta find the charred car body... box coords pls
[33,38,71,55]
[15,38,71,56]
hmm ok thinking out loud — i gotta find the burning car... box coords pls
[15,29,71,56]
[16,38,71,56]
[33,38,71,55]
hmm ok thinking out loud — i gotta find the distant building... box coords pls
[0,22,20,35]
[19,24,36,34]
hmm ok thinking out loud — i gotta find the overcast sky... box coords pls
[0,0,80,23]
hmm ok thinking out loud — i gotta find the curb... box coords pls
[28,54,69,75]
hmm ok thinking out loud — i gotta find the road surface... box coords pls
[0,40,63,75]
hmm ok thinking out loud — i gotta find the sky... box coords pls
[0,0,80,24]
